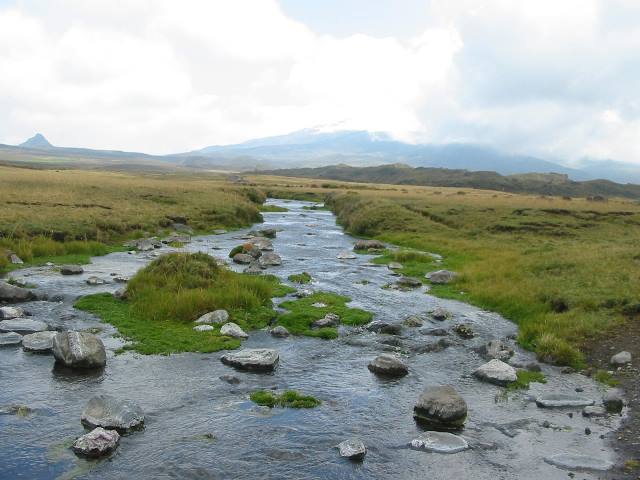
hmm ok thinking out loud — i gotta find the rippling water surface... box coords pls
[0,200,620,479]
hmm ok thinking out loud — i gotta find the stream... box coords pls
[0,199,622,479]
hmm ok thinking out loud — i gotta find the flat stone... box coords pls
[195,310,229,324]
[410,431,469,454]
[388,262,403,270]
[220,322,248,339]
[610,351,631,366]
[544,453,614,471]
[337,251,357,260]
[0,306,25,319]
[368,354,409,377]
[81,395,145,432]
[396,277,422,288]
[426,270,458,284]
[473,359,517,386]
[337,438,367,461]
[270,326,290,338]
[194,325,214,332]
[582,406,607,417]
[22,331,57,353]
[220,348,279,372]
[72,427,120,458]
[60,265,83,275]
[0,319,49,335]
[414,385,468,430]
[535,394,595,408]
[0,332,23,346]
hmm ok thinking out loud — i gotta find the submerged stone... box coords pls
[0,332,23,346]
[535,394,594,408]
[81,395,145,432]
[544,453,614,471]
[410,431,469,454]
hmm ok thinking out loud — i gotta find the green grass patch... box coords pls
[593,369,620,387]
[250,390,321,409]
[302,205,328,211]
[275,291,372,339]
[74,252,290,354]
[372,249,438,278]
[506,370,547,390]
[288,272,312,284]
[260,204,289,212]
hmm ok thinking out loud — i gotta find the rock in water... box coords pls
[544,453,614,471]
[81,395,145,431]
[270,326,290,338]
[22,331,57,353]
[413,385,467,430]
[86,276,106,285]
[258,252,282,267]
[603,389,625,413]
[0,332,23,346]
[72,427,120,458]
[337,438,367,461]
[535,394,595,408]
[0,319,48,335]
[396,277,422,288]
[368,354,409,377]
[0,281,35,303]
[431,307,450,321]
[610,351,631,366]
[195,310,229,324]
[354,239,385,250]
[220,322,249,339]
[60,265,83,275]
[425,270,458,284]
[473,359,517,386]
[410,431,469,454]
[52,331,106,369]
[483,339,514,361]
[337,251,357,260]
[403,315,423,327]
[232,253,254,264]
[0,306,25,319]
[220,348,279,372]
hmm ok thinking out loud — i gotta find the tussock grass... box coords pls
[372,249,438,278]
[250,390,321,408]
[276,292,373,339]
[75,253,289,354]
[288,272,312,284]
[506,370,547,390]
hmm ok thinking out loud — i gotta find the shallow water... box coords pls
[0,199,621,480]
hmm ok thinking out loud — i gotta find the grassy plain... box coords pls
[0,165,265,273]
[248,174,640,367]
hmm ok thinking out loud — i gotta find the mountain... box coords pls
[19,133,53,149]
[182,128,625,181]
[257,163,640,199]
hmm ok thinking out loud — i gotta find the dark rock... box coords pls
[425,270,458,284]
[410,431,469,453]
[431,307,450,321]
[482,339,514,361]
[60,265,83,275]
[22,331,57,353]
[367,354,409,377]
[473,359,517,386]
[0,281,35,303]
[413,385,468,430]
[453,324,475,339]
[396,277,422,288]
[603,389,625,413]
[219,374,241,384]
[403,315,423,327]
[81,395,145,431]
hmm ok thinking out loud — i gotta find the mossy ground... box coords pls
[275,292,372,339]
[372,249,439,279]
[259,204,289,212]
[74,253,292,354]
[288,272,312,284]
[506,370,547,391]
[250,390,321,408]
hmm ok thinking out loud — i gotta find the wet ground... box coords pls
[0,199,624,479]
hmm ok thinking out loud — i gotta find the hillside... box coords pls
[258,164,640,199]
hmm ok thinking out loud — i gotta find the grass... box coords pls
[372,249,439,278]
[249,390,321,408]
[259,204,289,212]
[506,370,547,390]
[593,369,620,387]
[288,272,312,284]
[275,292,373,339]
[74,252,291,354]
[0,165,266,274]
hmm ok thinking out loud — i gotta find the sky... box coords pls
[0,0,639,164]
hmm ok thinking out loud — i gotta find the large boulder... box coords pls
[0,332,23,346]
[410,431,469,454]
[0,318,48,335]
[610,351,632,366]
[413,385,467,430]
[354,239,385,251]
[337,438,367,461]
[232,253,254,265]
[220,322,249,339]
[473,359,517,386]
[60,265,83,275]
[426,270,458,284]
[258,252,282,267]
[195,310,229,324]
[0,306,25,319]
[81,395,145,431]
[220,348,279,372]
[366,321,402,335]
[22,331,57,353]
[0,281,35,303]
[72,427,120,458]
[368,354,409,377]
[52,331,106,369]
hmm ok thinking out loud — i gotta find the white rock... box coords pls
[195,310,229,324]
[220,348,279,372]
[220,322,248,339]
[337,438,367,461]
[473,359,517,386]
[0,306,25,320]
[544,453,614,471]
[22,331,57,353]
[610,351,631,366]
[194,325,214,332]
[0,319,49,335]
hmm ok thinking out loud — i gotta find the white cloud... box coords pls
[0,0,639,164]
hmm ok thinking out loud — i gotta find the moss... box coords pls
[228,245,244,258]
[593,369,620,387]
[259,204,288,212]
[288,272,312,284]
[250,390,321,409]
[275,292,372,339]
[506,370,547,390]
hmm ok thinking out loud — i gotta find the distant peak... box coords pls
[19,133,53,149]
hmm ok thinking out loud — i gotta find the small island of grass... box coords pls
[250,390,321,409]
